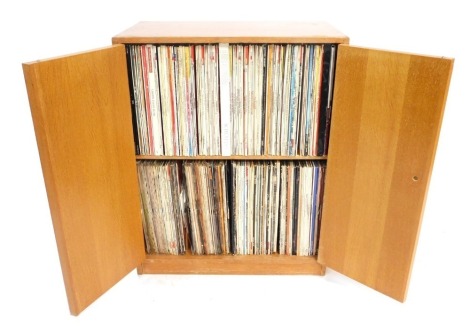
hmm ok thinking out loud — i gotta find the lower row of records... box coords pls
[137,160,326,256]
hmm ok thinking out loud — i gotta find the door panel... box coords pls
[318,45,453,301]
[23,45,145,315]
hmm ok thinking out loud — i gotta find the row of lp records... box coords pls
[127,43,337,157]
[137,160,326,256]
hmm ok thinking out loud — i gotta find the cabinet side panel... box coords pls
[318,45,453,301]
[23,45,145,315]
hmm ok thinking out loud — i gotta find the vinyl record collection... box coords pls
[137,161,326,256]
[126,43,336,156]
[130,41,335,257]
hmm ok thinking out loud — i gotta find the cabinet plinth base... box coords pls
[138,254,325,275]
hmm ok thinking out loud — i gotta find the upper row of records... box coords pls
[126,43,337,157]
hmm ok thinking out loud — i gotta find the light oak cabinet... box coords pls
[22,22,453,315]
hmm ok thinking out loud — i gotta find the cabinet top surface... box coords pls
[112,21,349,44]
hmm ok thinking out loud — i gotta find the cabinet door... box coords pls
[318,45,453,301]
[23,45,145,315]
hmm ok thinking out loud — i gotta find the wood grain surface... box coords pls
[23,45,145,315]
[318,45,453,301]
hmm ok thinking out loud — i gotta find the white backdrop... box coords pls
[1,1,469,332]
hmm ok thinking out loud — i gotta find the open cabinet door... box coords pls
[318,45,453,301]
[23,45,145,315]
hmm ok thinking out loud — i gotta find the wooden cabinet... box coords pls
[22,22,453,315]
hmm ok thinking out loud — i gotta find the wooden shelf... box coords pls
[139,253,325,275]
[136,155,327,161]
